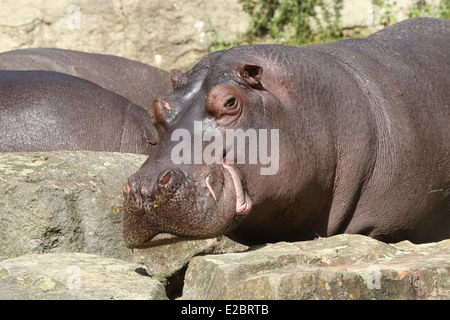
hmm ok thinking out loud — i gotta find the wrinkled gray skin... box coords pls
[123,18,449,248]
[0,70,157,154]
[0,48,172,112]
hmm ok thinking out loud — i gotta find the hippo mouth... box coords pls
[123,163,252,248]
[221,163,252,215]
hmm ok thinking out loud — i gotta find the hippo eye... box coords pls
[206,84,244,123]
[220,96,242,118]
[224,97,236,109]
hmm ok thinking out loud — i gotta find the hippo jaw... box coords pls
[122,163,252,248]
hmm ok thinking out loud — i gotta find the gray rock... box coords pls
[131,236,249,298]
[0,0,250,71]
[132,236,248,281]
[182,234,450,299]
[0,253,167,300]
[0,151,146,262]
[0,151,249,290]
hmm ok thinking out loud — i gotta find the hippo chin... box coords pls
[123,18,449,248]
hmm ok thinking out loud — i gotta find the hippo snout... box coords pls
[122,162,253,248]
[122,168,189,248]
[123,169,184,205]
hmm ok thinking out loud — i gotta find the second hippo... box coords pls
[0,70,157,154]
[0,48,172,112]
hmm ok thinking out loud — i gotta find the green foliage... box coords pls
[408,0,447,18]
[210,0,450,51]
[436,0,449,18]
[439,2,450,18]
[241,0,343,46]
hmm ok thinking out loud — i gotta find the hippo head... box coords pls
[123,46,318,248]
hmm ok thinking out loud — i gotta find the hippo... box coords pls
[0,70,157,154]
[123,18,449,248]
[0,48,172,112]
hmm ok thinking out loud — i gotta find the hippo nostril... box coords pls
[158,170,173,186]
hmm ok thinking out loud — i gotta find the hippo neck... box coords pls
[227,45,381,244]
[302,44,385,237]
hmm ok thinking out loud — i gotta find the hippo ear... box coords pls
[170,69,184,90]
[240,64,263,89]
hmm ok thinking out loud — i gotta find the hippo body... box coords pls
[0,48,172,112]
[0,70,157,154]
[123,18,449,247]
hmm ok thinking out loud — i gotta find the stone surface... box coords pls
[0,0,251,71]
[0,151,146,262]
[0,253,167,299]
[131,236,249,298]
[340,0,443,29]
[0,151,247,290]
[132,237,248,281]
[182,234,450,300]
[0,0,445,71]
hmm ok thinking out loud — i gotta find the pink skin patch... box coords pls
[222,163,252,215]
[123,181,131,194]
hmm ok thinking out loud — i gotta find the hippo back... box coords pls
[0,48,172,112]
[0,70,157,155]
